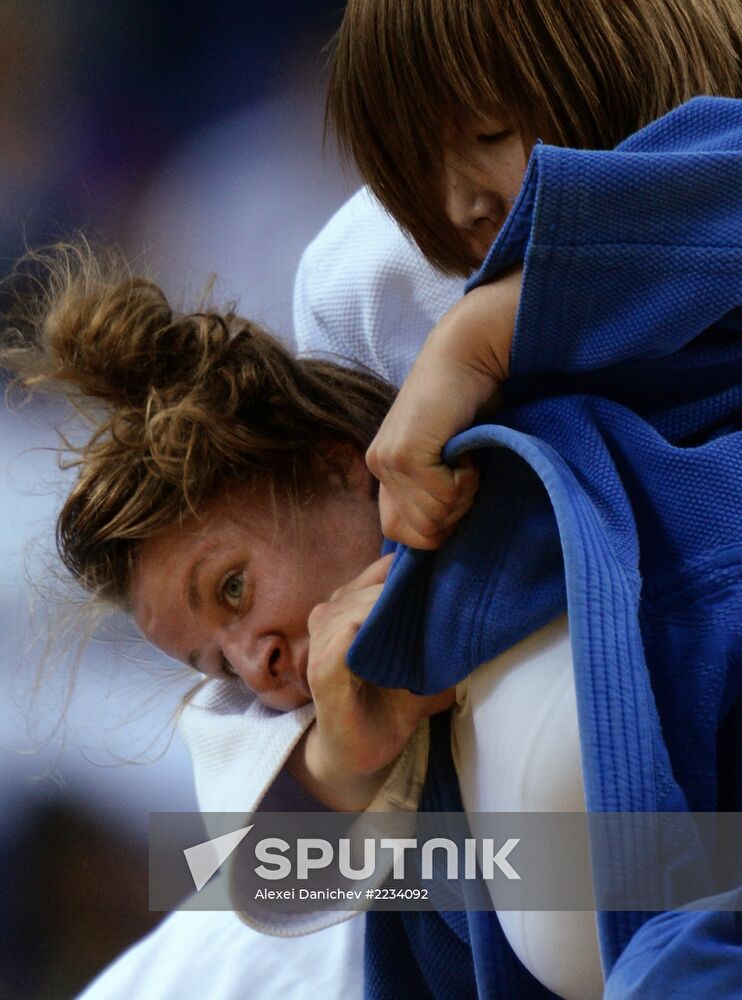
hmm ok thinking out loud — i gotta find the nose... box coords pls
[219,631,287,696]
[443,163,501,244]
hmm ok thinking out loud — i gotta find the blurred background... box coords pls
[0,2,357,996]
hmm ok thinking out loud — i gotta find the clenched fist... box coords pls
[288,554,454,810]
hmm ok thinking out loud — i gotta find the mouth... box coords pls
[469,234,496,265]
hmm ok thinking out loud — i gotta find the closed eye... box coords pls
[477,129,513,144]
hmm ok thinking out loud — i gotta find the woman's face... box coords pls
[129,457,382,711]
[441,113,529,263]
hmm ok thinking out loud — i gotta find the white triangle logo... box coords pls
[184,825,254,892]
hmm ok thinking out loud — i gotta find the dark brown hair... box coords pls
[1,243,394,606]
[328,0,742,274]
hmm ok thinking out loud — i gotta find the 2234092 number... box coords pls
[366,888,429,900]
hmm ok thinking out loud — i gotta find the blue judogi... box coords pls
[349,98,742,997]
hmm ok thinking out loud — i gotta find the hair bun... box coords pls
[1,241,394,606]
[1,242,232,409]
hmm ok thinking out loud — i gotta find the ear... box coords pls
[323,441,374,496]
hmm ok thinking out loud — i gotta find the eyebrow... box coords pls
[187,557,206,612]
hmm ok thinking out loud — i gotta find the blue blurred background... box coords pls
[0,3,357,996]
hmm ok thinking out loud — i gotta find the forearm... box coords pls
[415,269,517,401]
[286,720,396,812]
[362,267,518,548]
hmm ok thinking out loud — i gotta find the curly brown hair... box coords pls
[1,243,394,607]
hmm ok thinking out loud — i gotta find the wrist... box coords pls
[286,722,395,812]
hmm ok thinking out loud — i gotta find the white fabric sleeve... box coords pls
[178,679,430,937]
[293,187,464,388]
[179,679,316,814]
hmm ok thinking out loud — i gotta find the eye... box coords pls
[477,129,513,144]
[219,570,245,610]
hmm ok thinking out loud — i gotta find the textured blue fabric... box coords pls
[353,98,742,997]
